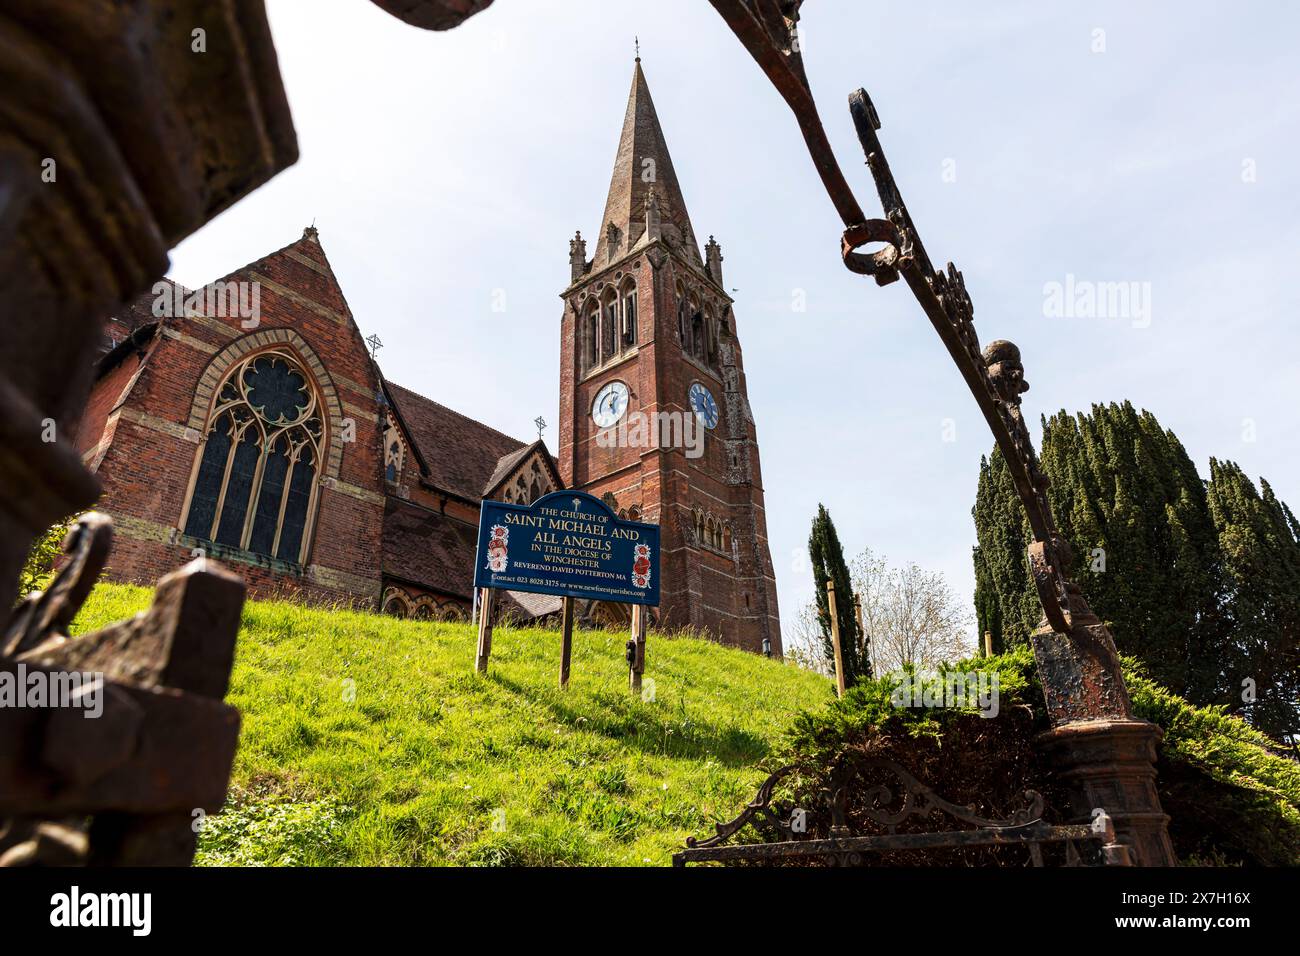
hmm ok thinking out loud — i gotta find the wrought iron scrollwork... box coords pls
[709,0,1090,637]
[676,758,1129,867]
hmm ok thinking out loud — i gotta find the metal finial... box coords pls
[635,36,640,61]
[534,415,547,440]
[365,333,383,360]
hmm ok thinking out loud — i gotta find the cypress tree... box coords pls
[808,504,866,685]
[1206,460,1300,740]
[973,401,1229,703]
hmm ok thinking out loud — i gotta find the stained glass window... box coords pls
[182,350,325,564]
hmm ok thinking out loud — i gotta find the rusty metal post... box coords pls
[708,0,1175,863]
[827,580,845,698]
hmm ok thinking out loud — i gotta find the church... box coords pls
[74,60,782,655]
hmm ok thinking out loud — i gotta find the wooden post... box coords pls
[827,580,845,698]
[628,604,647,696]
[983,630,993,657]
[559,595,575,690]
[475,586,495,674]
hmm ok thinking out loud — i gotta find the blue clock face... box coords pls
[689,382,719,429]
[592,380,629,428]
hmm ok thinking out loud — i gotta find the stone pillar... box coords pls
[1029,607,1177,866]
[1037,719,1176,866]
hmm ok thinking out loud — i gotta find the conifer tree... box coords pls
[1206,460,1300,740]
[808,504,867,685]
[973,402,1229,702]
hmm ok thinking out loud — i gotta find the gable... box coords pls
[385,381,527,501]
[484,442,564,503]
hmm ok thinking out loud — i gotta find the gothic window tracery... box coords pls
[183,350,325,564]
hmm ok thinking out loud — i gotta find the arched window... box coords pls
[691,310,704,361]
[182,350,325,563]
[703,307,718,367]
[583,300,599,371]
[383,410,404,485]
[621,281,638,347]
[602,290,618,360]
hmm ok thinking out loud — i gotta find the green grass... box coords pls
[71,583,832,866]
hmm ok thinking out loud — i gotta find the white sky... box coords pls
[168,0,1300,650]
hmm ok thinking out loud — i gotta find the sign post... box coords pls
[475,586,495,674]
[628,605,647,697]
[559,595,575,690]
[473,491,661,688]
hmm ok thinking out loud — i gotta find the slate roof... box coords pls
[591,59,702,266]
[381,496,480,601]
[385,382,527,501]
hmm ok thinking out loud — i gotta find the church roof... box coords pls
[591,59,702,267]
[381,496,479,600]
[384,381,529,502]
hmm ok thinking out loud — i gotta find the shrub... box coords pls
[775,649,1300,866]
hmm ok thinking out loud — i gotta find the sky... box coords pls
[167,0,1300,651]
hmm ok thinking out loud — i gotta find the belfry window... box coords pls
[621,286,638,346]
[584,301,600,371]
[183,350,325,564]
[601,294,618,360]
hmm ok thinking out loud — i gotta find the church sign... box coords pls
[473,491,660,606]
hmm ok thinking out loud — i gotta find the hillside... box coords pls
[71,584,832,866]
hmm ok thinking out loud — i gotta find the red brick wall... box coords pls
[559,244,782,654]
[81,234,387,607]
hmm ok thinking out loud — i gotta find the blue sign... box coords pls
[473,491,660,606]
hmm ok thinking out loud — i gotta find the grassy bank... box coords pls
[71,583,831,866]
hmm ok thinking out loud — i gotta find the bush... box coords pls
[16,518,72,599]
[775,648,1300,866]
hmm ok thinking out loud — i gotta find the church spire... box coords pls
[591,59,701,267]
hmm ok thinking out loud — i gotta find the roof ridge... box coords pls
[386,379,526,449]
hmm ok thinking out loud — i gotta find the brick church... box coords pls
[75,60,782,654]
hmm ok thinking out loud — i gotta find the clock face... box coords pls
[689,382,719,429]
[592,380,629,428]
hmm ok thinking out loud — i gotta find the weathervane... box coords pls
[365,333,383,360]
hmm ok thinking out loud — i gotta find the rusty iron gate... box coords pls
[674,758,1132,867]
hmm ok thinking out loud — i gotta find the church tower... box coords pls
[557,59,781,655]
